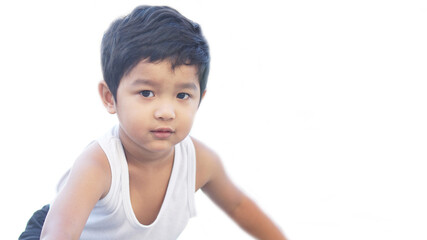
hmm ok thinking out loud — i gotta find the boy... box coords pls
[20,5,286,240]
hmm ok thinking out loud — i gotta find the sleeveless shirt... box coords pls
[57,125,197,240]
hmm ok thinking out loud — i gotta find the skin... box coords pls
[40,60,287,240]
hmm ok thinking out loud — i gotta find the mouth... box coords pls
[151,128,175,138]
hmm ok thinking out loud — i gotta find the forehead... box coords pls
[122,59,200,89]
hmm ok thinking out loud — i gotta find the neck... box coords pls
[124,146,174,170]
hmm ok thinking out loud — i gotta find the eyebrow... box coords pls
[176,82,198,91]
[131,79,198,91]
[131,79,159,87]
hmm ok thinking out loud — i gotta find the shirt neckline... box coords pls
[118,139,181,229]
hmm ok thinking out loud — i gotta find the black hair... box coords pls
[101,5,210,101]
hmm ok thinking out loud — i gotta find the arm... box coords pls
[41,142,111,240]
[193,138,287,240]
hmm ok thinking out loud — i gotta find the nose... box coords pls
[154,104,175,121]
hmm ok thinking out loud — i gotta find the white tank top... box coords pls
[58,126,197,240]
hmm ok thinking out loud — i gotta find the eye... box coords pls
[139,90,154,98]
[177,92,190,100]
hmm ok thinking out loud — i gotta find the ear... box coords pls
[201,90,207,100]
[98,81,116,114]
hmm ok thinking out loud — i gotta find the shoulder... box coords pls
[190,136,222,191]
[77,141,111,172]
[67,141,112,198]
[190,137,220,162]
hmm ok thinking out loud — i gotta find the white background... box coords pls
[1,0,426,239]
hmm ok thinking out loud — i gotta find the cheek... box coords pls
[179,108,198,127]
[117,105,151,126]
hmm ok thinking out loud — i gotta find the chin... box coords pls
[145,140,176,152]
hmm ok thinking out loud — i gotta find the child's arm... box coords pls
[193,138,287,240]
[40,142,111,240]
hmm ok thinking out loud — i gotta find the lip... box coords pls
[151,127,175,139]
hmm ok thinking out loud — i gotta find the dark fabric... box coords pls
[19,205,50,240]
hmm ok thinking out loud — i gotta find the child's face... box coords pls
[114,59,202,154]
